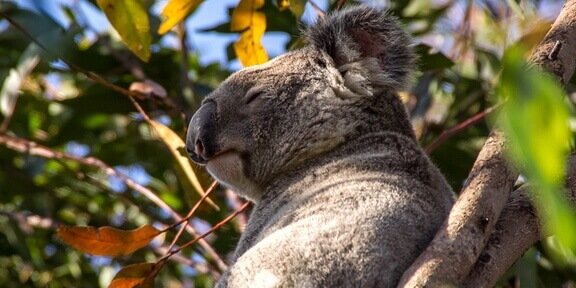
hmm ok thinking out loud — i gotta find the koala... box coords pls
[186,6,454,288]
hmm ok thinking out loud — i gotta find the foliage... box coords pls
[231,0,268,66]
[0,0,575,287]
[497,45,576,253]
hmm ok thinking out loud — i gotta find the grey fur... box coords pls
[186,6,454,287]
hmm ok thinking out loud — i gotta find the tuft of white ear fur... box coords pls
[306,6,415,93]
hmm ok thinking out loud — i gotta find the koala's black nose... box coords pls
[186,101,217,165]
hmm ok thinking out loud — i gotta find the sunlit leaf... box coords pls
[109,263,155,288]
[149,120,218,210]
[275,0,306,18]
[276,0,290,10]
[96,0,151,61]
[158,0,204,35]
[497,45,576,251]
[288,0,306,18]
[231,0,268,66]
[1,44,40,117]
[57,224,161,256]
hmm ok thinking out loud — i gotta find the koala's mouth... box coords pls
[189,149,238,167]
[188,152,209,166]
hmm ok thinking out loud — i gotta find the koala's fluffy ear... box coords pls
[307,6,415,93]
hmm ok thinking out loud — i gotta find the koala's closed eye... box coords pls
[245,87,265,104]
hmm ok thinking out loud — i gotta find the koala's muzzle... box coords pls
[186,101,218,165]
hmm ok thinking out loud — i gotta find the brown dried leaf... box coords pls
[108,263,155,288]
[57,225,161,256]
[129,80,167,98]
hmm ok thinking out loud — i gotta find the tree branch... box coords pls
[464,153,576,287]
[425,104,499,154]
[399,131,517,287]
[0,133,228,272]
[399,0,576,286]
[529,0,576,85]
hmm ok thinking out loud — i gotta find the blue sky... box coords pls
[12,0,330,70]
[167,0,329,69]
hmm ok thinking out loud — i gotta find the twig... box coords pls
[0,11,180,117]
[152,202,251,277]
[175,202,250,255]
[165,181,219,253]
[0,9,229,271]
[153,245,216,277]
[0,209,57,231]
[100,37,147,80]
[308,0,326,18]
[425,104,500,154]
[0,133,227,271]
[99,36,183,117]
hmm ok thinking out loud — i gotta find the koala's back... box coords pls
[185,6,456,288]
[218,132,453,287]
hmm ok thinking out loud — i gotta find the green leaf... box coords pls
[415,44,454,71]
[497,45,576,252]
[96,0,151,61]
[1,7,78,61]
[275,0,306,18]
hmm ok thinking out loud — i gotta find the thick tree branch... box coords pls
[399,1,576,286]
[399,132,517,287]
[464,153,576,287]
[529,1,576,85]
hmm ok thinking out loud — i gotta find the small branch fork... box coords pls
[400,0,576,286]
[150,202,251,281]
[0,133,227,272]
[0,11,182,118]
[0,7,234,275]
[425,104,500,154]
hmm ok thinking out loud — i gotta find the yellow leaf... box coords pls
[277,0,306,18]
[57,225,160,256]
[231,0,265,31]
[96,0,151,61]
[277,0,290,11]
[231,0,268,67]
[158,0,204,34]
[109,263,155,288]
[149,120,218,210]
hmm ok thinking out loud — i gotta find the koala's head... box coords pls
[186,6,415,202]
